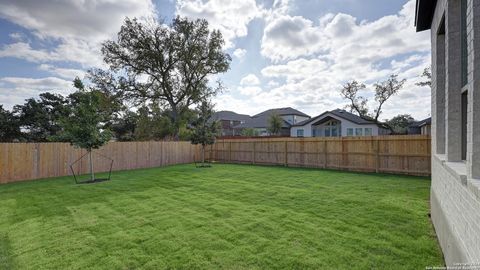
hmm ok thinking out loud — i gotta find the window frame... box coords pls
[364,128,373,136]
[297,129,304,137]
[355,128,363,136]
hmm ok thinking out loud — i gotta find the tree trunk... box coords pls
[89,149,95,181]
[171,105,180,141]
[202,145,205,167]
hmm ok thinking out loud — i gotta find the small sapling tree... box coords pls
[190,100,218,167]
[59,78,112,181]
[267,113,283,136]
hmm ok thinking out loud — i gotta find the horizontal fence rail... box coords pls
[207,135,431,176]
[0,141,201,184]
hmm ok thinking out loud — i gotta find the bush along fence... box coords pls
[0,141,201,184]
[207,135,431,176]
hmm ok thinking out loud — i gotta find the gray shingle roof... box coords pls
[211,111,250,122]
[293,109,377,126]
[409,117,431,128]
[234,107,309,129]
[252,107,310,118]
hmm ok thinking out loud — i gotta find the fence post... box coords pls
[324,140,327,168]
[284,140,288,167]
[252,141,256,164]
[375,138,380,173]
[229,141,232,163]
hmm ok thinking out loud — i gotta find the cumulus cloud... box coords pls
[247,0,432,119]
[176,0,261,48]
[0,0,156,109]
[233,48,247,61]
[0,0,156,67]
[38,64,86,80]
[0,77,74,109]
[240,74,260,86]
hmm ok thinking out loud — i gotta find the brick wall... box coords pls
[429,0,480,264]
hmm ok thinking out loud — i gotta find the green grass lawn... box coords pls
[0,164,443,269]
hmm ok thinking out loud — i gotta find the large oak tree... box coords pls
[96,16,231,137]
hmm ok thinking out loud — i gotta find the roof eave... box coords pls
[415,0,437,32]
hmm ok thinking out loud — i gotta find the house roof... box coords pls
[415,0,437,32]
[234,107,308,129]
[293,109,377,127]
[252,107,310,118]
[211,111,250,122]
[409,117,431,127]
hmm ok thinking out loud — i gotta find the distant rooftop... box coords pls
[294,109,377,126]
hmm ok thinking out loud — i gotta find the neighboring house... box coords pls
[407,117,432,135]
[211,111,250,136]
[290,109,389,137]
[416,0,480,264]
[235,107,310,136]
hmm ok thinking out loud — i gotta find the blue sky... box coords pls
[0,0,431,120]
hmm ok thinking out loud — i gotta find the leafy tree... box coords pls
[386,114,415,134]
[0,105,21,142]
[267,113,283,136]
[95,16,231,137]
[416,67,431,88]
[58,80,112,181]
[241,128,259,137]
[190,100,218,166]
[13,92,68,142]
[340,74,406,124]
[110,110,138,141]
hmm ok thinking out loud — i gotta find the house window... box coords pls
[324,127,331,137]
[297,129,304,137]
[364,128,372,136]
[331,127,338,137]
[461,0,468,86]
[312,129,316,137]
[355,128,363,136]
[347,128,354,136]
[462,91,468,160]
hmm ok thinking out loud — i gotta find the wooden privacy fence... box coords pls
[207,135,431,176]
[0,141,201,184]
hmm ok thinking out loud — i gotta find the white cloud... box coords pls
[0,77,74,109]
[0,0,156,68]
[0,42,56,63]
[261,0,430,62]
[240,74,260,86]
[249,0,432,119]
[38,64,86,80]
[239,86,262,96]
[176,0,261,48]
[233,48,247,61]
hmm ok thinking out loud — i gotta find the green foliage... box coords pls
[96,16,231,137]
[12,92,68,142]
[190,101,217,147]
[57,83,112,150]
[0,105,21,142]
[0,164,444,269]
[241,128,259,137]
[416,67,432,88]
[386,114,415,134]
[267,113,283,135]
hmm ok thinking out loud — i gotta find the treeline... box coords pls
[0,80,198,143]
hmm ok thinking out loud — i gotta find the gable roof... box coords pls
[415,0,437,32]
[293,109,378,126]
[252,107,310,118]
[234,107,309,129]
[211,111,250,122]
[409,117,431,128]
